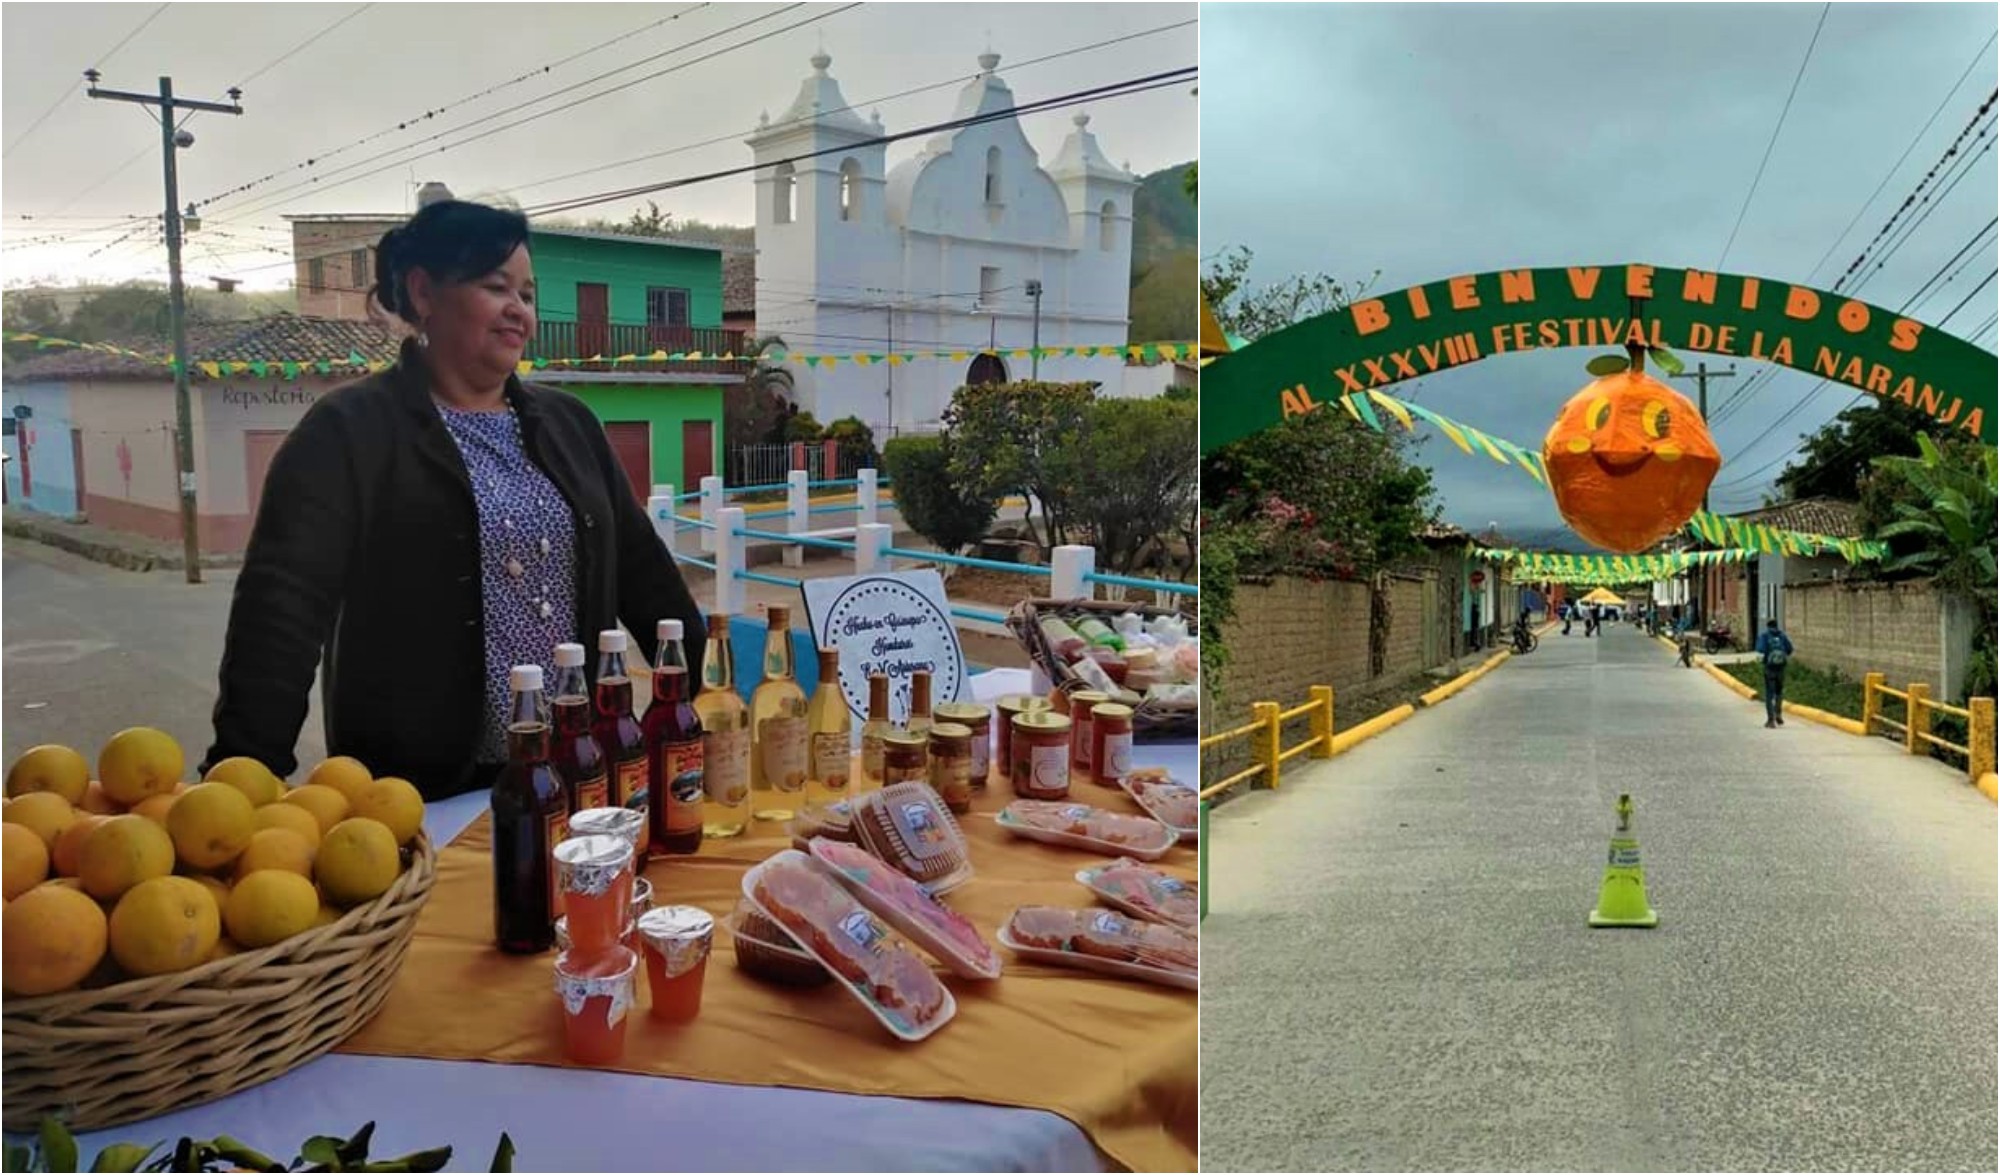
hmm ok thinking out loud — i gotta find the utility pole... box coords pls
[1026,279,1044,379]
[86,72,243,584]
[1669,361,1736,514]
[1669,360,1735,629]
[884,304,894,437]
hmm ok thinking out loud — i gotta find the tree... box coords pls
[1129,249,1196,343]
[1776,399,1942,502]
[824,415,878,470]
[725,335,794,449]
[942,380,1095,558]
[880,435,997,563]
[1200,245,1377,344]
[67,284,171,342]
[1866,434,1998,699]
[1073,396,1198,578]
[1183,162,1197,205]
[783,411,825,443]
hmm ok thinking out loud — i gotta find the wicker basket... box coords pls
[1005,598,1198,742]
[1,832,438,1132]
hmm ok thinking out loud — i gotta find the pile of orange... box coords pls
[1,733,424,997]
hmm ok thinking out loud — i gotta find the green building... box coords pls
[287,212,748,501]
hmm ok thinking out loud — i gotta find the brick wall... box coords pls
[1783,579,1949,695]
[290,220,399,320]
[1382,574,1427,680]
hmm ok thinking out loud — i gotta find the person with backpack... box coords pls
[1755,616,1795,728]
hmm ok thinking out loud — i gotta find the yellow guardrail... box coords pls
[1861,672,1996,784]
[1198,686,1334,801]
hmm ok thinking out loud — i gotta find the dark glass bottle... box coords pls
[491,664,569,955]
[550,643,608,814]
[592,629,650,855]
[644,619,705,856]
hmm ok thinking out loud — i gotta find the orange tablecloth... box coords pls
[337,775,1197,1172]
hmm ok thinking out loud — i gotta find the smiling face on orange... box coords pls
[1542,372,1721,553]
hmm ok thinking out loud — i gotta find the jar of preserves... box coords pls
[1067,690,1109,773]
[883,732,929,785]
[994,694,1050,781]
[1010,711,1073,801]
[927,723,974,814]
[1089,703,1135,787]
[933,702,991,788]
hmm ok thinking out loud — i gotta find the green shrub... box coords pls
[881,435,997,558]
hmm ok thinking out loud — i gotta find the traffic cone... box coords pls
[1588,793,1658,928]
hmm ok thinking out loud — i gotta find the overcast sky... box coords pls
[2,2,1196,286]
[1204,2,1998,528]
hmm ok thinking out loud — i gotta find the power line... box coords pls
[1802,31,1997,283]
[236,4,375,88]
[1936,268,1998,327]
[1716,2,1830,271]
[524,66,1194,220]
[3,2,168,159]
[202,3,808,218]
[193,3,713,211]
[1832,89,1999,292]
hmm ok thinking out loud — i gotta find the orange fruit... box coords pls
[97,728,186,807]
[232,828,315,881]
[315,818,400,907]
[108,876,220,977]
[282,785,351,835]
[347,777,424,845]
[306,757,374,805]
[51,814,107,877]
[77,815,175,902]
[253,802,322,848]
[4,822,51,900]
[166,782,257,871]
[3,884,109,995]
[5,745,90,804]
[78,782,120,815]
[3,791,77,852]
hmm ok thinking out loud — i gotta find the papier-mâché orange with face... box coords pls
[1541,371,1721,553]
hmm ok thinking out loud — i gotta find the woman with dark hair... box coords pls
[203,199,705,800]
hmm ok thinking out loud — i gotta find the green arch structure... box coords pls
[1200,263,1998,454]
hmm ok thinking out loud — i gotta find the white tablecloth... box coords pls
[55,670,1197,1172]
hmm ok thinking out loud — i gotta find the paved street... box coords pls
[1202,622,1998,1172]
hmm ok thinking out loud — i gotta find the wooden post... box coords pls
[1253,701,1281,789]
[1309,685,1335,758]
[1906,683,1931,755]
[1198,800,1208,921]
[1969,696,1995,782]
[1862,672,1884,735]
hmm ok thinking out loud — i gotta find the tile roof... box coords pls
[4,315,400,382]
[1728,497,1861,539]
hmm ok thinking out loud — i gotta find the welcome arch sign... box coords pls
[1199,263,1998,454]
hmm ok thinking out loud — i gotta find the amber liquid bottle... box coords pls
[806,647,852,806]
[905,669,935,738]
[749,606,809,823]
[860,672,893,790]
[694,614,751,838]
[644,619,705,856]
[492,664,568,954]
[592,629,650,855]
[549,643,608,814]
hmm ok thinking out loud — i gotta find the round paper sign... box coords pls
[821,578,968,723]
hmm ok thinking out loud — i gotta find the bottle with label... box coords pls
[693,614,750,839]
[591,629,651,855]
[549,643,608,814]
[806,647,852,805]
[905,669,935,739]
[492,664,568,954]
[860,673,893,788]
[644,619,705,856]
[749,605,809,822]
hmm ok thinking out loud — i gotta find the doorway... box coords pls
[965,353,1008,386]
[682,420,714,487]
[244,430,289,526]
[603,422,651,505]
[577,283,610,358]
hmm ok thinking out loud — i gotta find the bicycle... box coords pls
[1510,623,1539,655]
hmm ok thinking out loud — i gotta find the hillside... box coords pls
[1129,161,1197,342]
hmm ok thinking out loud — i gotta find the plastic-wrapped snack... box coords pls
[809,838,1001,979]
[1077,859,1198,929]
[742,851,955,1041]
[996,799,1177,860]
[728,900,831,988]
[999,906,1196,989]
[851,782,974,893]
[1122,769,1198,839]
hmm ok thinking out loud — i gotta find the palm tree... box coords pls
[1871,434,1997,697]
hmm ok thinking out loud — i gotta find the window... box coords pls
[773,161,795,224]
[647,287,691,328]
[1100,201,1117,252]
[351,249,369,289]
[979,266,1001,305]
[839,158,861,222]
[984,147,1002,203]
[306,257,325,294]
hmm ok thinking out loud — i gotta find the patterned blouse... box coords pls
[434,402,579,764]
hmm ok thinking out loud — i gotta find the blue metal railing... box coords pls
[1085,570,1199,597]
[741,569,802,589]
[809,502,863,515]
[881,546,1055,576]
[952,605,1008,624]
[732,527,858,554]
[674,554,717,571]
[676,515,716,530]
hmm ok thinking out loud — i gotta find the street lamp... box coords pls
[1025,279,1043,379]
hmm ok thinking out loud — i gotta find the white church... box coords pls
[747,50,1140,434]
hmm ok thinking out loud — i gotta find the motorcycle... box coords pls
[1703,620,1734,655]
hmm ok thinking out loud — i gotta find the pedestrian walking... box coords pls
[1755,616,1794,728]
[1561,603,1573,636]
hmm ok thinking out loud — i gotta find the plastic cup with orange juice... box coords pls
[554,945,638,1064]
[552,835,634,957]
[637,905,714,1023]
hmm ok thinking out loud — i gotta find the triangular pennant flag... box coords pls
[517,360,536,376]
[197,361,222,379]
[887,354,905,366]
[1339,392,1364,423]
[250,361,268,377]
[651,350,669,361]
[1366,390,1415,431]
[1350,393,1383,432]
[347,350,366,367]
[281,361,300,379]
[950,351,969,362]
[314,359,332,375]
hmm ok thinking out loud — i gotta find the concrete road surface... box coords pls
[1202,622,1997,1172]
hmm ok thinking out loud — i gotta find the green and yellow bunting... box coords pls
[5,331,1196,380]
[1472,545,1765,583]
[1333,388,1888,564]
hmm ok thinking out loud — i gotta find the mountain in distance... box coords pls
[1128,161,1196,343]
[1469,524,1608,554]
